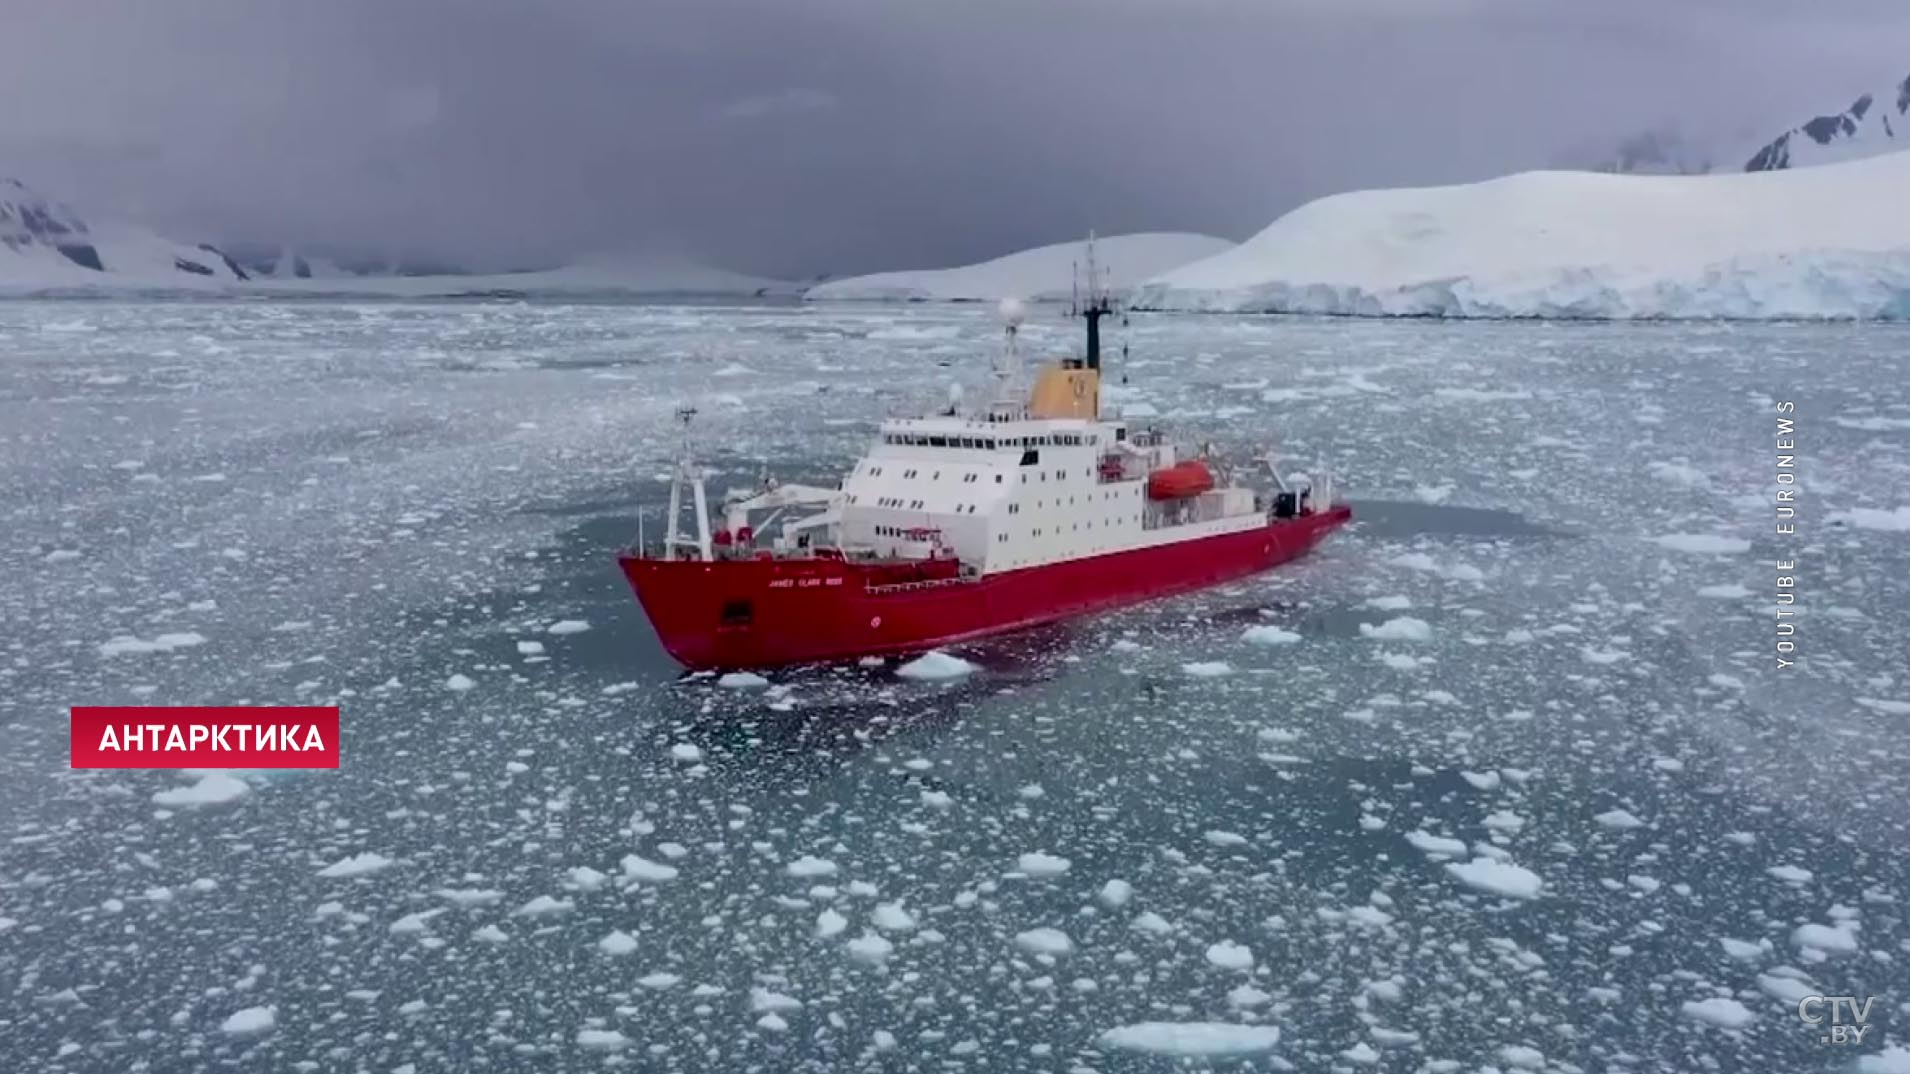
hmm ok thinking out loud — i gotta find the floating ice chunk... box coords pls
[1460,770,1501,791]
[317,852,394,879]
[1650,534,1751,554]
[598,930,639,956]
[389,909,443,934]
[717,671,769,689]
[473,924,509,943]
[1341,1042,1382,1065]
[1854,1046,1910,1073]
[1242,625,1301,645]
[1719,938,1766,961]
[1681,997,1755,1029]
[637,972,679,989]
[516,640,545,656]
[1405,831,1468,858]
[817,909,848,937]
[1767,864,1813,883]
[1830,506,1910,532]
[1097,1023,1280,1057]
[98,632,208,657]
[444,674,476,692]
[846,931,894,963]
[1857,698,1910,715]
[787,855,837,878]
[1445,857,1543,899]
[1791,922,1859,954]
[1015,927,1073,955]
[1595,809,1645,830]
[514,895,573,917]
[1484,810,1525,833]
[1205,940,1254,970]
[1099,880,1134,908]
[1499,1044,1546,1068]
[1205,830,1248,847]
[750,988,802,1013]
[1759,973,1814,1004]
[1182,661,1234,677]
[1360,617,1432,642]
[1698,583,1753,599]
[153,772,250,807]
[757,1013,789,1032]
[547,619,591,635]
[871,903,916,931]
[1017,852,1071,878]
[896,651,977,680]
[566,866,609,891]
[220,1006,276,1037]
[1228,984,1273,1008]
[1131,912,1173,935]
[669,743,703,763]
[620,855,679,883]
[576,1028,628,1050]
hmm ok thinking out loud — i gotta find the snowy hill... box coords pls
[1743,71,1910,171]
[805,233,1233,302]
[1,178,249,292]
[1133,150,1910,320]
[254,253,795,299]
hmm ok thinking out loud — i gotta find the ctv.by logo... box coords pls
[1798,996,1875,1046]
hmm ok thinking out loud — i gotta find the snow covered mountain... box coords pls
[0,178,792,298]
[805,233,1233,302]
[1,177,249,291]
[1134,150,1910,320]
[1743,71,1910,171]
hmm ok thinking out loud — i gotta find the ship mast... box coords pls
[1070,231,1114,373]
[988,297,1028,420]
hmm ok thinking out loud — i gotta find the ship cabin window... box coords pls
[932,471,940,480]
[994,475,1003,483]
[1115,427,1127,442]
[1020,449,1039,466]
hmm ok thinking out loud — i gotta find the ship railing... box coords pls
[863,574,979,596]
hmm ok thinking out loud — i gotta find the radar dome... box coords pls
[997,297,1027,328]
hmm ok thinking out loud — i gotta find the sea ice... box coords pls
[152,772,250,807]
[1681,997,1755,1029]
[220,1006,276,1036]
[1014,927,1073,955]
[1096,1022,1280,1057]
[1241,625,1301,645]
[896,651,976,680]
[1445,857,1543,899]
[317,852,394,879]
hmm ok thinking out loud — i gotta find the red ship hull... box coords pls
[619,504,1351,670]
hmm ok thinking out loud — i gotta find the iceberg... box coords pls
[1136,151,1910,320]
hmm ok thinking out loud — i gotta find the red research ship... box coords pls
[619,242,1351,670]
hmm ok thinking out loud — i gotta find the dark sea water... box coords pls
[2,300,1908,1073]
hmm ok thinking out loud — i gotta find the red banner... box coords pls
[70,707,340,769]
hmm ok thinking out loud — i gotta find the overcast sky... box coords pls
[8,0,1907,277]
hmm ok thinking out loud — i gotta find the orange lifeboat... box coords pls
[1146,460,1214,500]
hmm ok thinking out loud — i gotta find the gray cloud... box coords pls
[6,0,1907,278]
